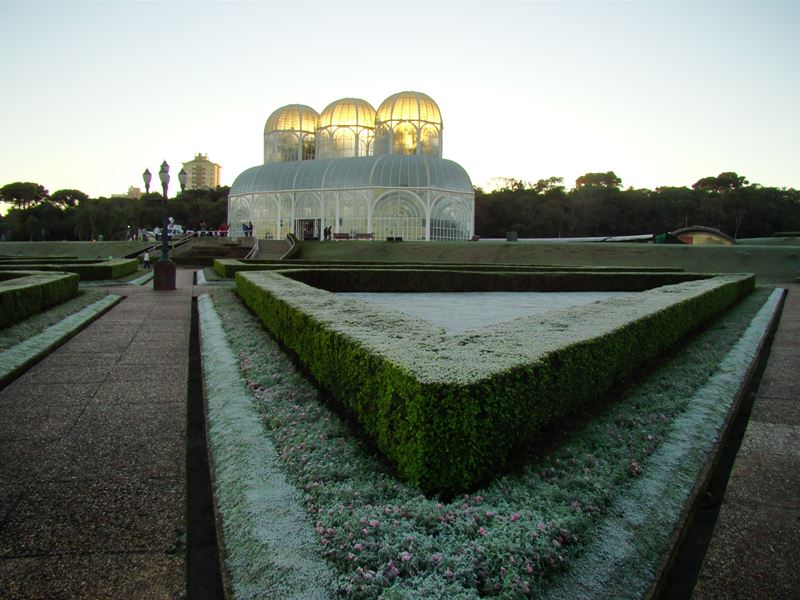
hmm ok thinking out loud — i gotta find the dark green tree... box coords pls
[0,182,49,210]
[692,172,749,192]
[50,188,89,208]
[575,171,622,190]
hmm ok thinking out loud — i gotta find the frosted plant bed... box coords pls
[203,285,782,599]
[235,268,754,495]
[338,291,636,335]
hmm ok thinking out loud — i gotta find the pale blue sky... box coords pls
[1,0,798,200]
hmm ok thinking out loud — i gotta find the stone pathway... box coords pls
[0,270,193,599]
[693,284,800,599]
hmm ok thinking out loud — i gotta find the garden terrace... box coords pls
[213,257,684,279]
[0,270,79,328]
[235,268,754,496]
[0,258,137,281]
[290,239,800,284]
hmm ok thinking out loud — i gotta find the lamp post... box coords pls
[143,160,176,290]
[142,168,151,194]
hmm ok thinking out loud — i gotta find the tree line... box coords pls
[475,172,800,239]
[2,171,799,242]
[0,183,229,241]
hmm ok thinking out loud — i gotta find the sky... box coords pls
[1,0,798,204]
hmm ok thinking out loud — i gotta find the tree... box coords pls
[0,182,49,210]
[692,172,749,192]
[575,172,622,190]
[533,177,565,194]
[50,188,89,208]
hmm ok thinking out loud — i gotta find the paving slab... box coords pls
[692,502,800,600]
[1,478,183,556]
[750,397,800,426]
[38,435,183,481]
[693,284,800,599]
[0,553,183,600]
[0,268,196,598]
[0,382,102,407]
[0,404,85,441]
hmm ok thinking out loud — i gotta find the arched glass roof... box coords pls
[318,98,376,129]
[264,104,319,134]
[231,155,472,195]
[375,91,442,127]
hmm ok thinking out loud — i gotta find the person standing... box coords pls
[143,251,150,269]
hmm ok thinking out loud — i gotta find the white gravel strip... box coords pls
[0,294,122,384]
[129,270,154,285]
[196,269,207,285]
[542,288,784,600]
[198,293,335,600]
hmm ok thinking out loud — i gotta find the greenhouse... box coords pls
[228,92,474,241]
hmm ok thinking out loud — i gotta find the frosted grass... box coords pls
[338,291,637,335]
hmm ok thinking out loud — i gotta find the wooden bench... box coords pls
[333,233,351,241]
[354,233,374,241]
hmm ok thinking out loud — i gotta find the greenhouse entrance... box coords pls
[296,219,320,240]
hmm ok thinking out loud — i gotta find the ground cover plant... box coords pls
[235,269,752,495]
[208,285,775,598]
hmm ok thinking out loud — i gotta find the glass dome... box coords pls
[264,104,319,164]
[316,98,376,159]
[374,91,443,157]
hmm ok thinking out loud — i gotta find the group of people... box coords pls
[242,221,254,237]
[322,226,332,240]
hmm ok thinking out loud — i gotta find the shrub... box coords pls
[236,269,753,496]
[0,258,137,280]
[0,270,79,329]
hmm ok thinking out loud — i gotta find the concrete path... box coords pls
[0,270,194,599]
[693,284,800,599]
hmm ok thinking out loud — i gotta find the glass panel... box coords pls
[302,133,316,160]
[372,191,426,241]
[420,124,441,157]
[392,123,417,155]
[339,191,369,235]
[430,194,471,241]
[332,128,356,158]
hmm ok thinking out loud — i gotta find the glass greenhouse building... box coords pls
[228,92,474,241]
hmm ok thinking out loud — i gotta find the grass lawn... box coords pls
[0,240,150,259]
[205,284,777,598]
[294,241,799,283]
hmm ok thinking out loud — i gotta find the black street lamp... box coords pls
[143,160,176,290]
[142,168,151,194]
[178,168,187,193]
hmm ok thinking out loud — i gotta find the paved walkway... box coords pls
[0,270,194,599]
[693,284,800,598]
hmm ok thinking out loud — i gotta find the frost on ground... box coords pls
[204,285,776,599]
[338,292,636,335]
[198,294,335,600]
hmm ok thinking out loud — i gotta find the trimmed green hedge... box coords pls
[0,270,80,329]
[236,269,753,497]
[214,257,684,279]
[0,258,137,280]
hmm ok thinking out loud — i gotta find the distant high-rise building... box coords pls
[182,153,221,190]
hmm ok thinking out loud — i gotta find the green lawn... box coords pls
[295,241,799,283]
[0,240,150,259]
